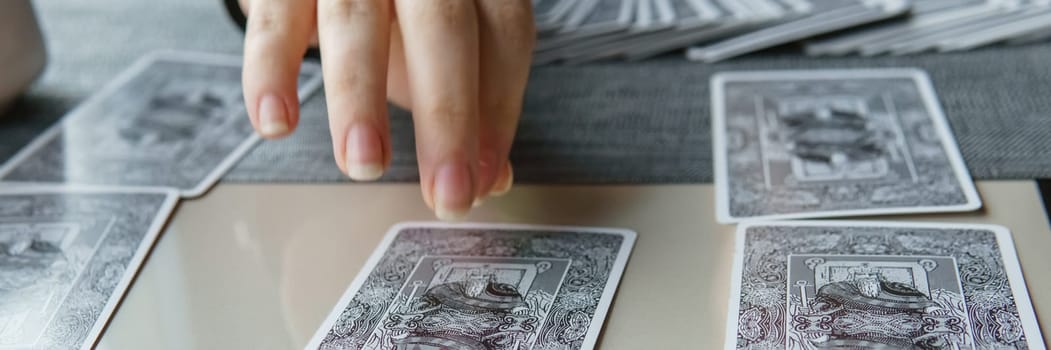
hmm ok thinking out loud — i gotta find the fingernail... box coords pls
[434,163,472,221]
[345,124,384,181]
[258,95,289,137]
[490,163,514,196]
[472,197,485,208]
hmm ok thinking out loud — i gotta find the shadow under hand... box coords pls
[0,93,76,163]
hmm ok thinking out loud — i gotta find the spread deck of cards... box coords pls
[0,38,1047,350]
[533,0,1051,64]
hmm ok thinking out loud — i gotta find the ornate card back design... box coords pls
[787,255,970,349]
[715,70,980,221]
[762,94,916,185]
[730,223,1042,350]
[372,257,570,350]
[107,78,244,161]
[0,221,102,348]
[314,225,633,350]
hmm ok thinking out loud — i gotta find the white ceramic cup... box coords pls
[0,0,47,113]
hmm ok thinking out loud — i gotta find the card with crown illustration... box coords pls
[726,221,1044,350]
[307,222,636,350]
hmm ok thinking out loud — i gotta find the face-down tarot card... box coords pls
[0,186,177,349]
[712,69,981,223]
[726,221,1044,350]
[307,222,637,350]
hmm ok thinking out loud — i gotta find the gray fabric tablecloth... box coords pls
[3,0,1050,184]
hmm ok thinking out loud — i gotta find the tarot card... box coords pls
[534,0,635,52]
[557,0,704,63]
[623,17,777,61]
[558,0,757,63]
[882,8,1041,55]
[713,0,769,19]
[554,0,733,64]
[726,221,1045,350]
[855,6,1015,56]
[595,0,785,62]
[0,186,177,350]
[534,0,658,64]
[712,69,981,223]
[688,1,910,62]
[535,0,580,34]
[738,0,789,18]
[0,51,324,198]
[306,222,637,350]
[936,9,1051,52]
[805,1,1002,56]
[1006,27,1051,45]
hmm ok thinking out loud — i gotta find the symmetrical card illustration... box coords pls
[726,221,1045,350]
[0,187,177,350]
[307,223,636,350]
[712,69,981,222]
[0,51,323,197]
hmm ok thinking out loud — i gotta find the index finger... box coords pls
[242,0,316,138]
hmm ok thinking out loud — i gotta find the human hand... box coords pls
[239,0,535,220]
[0,0,46,113]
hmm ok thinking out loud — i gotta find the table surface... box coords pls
[94,181,1051,349]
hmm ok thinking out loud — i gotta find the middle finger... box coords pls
[395,0,481,220]
[316,0,393,180]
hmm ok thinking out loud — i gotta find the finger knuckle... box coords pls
[424,103,473,124]
[321,0,379,21]
[481,96,517,116]
[427,0,472,23]
[324,70,364,94]
[248,9,284,33]
[483,2,536,52]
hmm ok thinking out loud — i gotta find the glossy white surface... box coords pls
[96,181,1051,349]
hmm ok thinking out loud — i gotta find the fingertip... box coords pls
[476,150,500,197]
[257,94,292,138]
[490,162,513,196]
[433,162,474,221]
[344,123,387,181]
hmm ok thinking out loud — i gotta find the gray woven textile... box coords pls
[3,0,1051,184]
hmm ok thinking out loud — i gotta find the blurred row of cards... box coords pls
[532,0,1051,64]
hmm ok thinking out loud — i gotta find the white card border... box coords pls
[304,221,638,350]
[0,184,178,350]
[711,68,983,223]
[724,220,1046,350]
[0,50,324,198]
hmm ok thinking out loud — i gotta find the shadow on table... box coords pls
[0,93,74,163]
[1039,180,1051,222]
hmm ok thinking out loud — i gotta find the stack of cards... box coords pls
[712,68,1046,349]
[0,51,323,348]
[805,0,1051,56]
[531,0,1051,64]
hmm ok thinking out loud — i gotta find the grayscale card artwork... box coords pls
[307,223,637,350]
[727,221,1045,350]
[712,69,981,222]
[0,187,177,350]
[0,51,322,197]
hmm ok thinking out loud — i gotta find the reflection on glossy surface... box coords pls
[97,182,1051,349]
